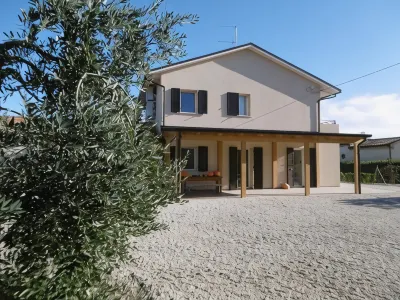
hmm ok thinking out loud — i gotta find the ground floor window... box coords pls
[181,148,196,170]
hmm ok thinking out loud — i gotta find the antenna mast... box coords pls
[218,25,238,46]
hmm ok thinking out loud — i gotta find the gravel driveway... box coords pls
[120,193,400,299]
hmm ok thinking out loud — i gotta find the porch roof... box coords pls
[161,126,372,144]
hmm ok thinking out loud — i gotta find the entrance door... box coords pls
[253,147,263,189]
[229,147,249,190]
[287,148,303,187]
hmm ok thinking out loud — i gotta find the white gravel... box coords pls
[119,193,400,299]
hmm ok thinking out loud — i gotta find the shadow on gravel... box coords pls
[339,196,400,209]
[182,191,238,199]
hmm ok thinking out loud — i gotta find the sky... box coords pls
[1,0,400,138]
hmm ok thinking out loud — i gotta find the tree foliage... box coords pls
[0,0,196,298]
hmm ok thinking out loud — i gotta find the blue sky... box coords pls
[1,0,400,137]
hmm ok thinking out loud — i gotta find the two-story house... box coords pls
[144,43,370,197]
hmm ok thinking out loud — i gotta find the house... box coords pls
[341,137,400,162]
[144,43,370,197]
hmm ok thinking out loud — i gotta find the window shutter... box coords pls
[138,90,146,106]
[229,147,238,189]
[171,88,180,113]
[227,92,239,116]
[198,146,208,171]
[198,90,208,114]
[253,147,263,189]
[170,146,176,162]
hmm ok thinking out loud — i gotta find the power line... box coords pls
[321,61,400,92]
[236,61,400,128]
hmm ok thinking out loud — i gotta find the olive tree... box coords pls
[0,0,196,298]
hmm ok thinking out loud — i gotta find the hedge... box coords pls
[340,160,400,174]
[340,172,377,184]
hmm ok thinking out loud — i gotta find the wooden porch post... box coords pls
[177,132,182,193]
[354,142,360,194]
[241,141,247,198]
[164,138,171,165]
[272,142,278,188]
[304,142,310,196]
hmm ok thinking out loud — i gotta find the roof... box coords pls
[151,43,341,97]
[162,126,371,139]
[359,137,400,148]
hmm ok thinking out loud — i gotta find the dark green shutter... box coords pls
[198,146,208,171]
[310,148,317,187]
[198,90,208,114]
[138,90,146,106]
[170,146,176,162]
[227,92,239,116]
[229,147,238,189]
[171,88,180,113]
[253,147,263,189]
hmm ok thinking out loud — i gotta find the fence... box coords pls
[341,162,400,184]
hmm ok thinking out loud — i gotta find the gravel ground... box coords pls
[118,193,400,299]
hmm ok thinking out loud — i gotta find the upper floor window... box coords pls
[181,91,196,113]
[227,92,250,116]
[239,95,249,116]
[171,88,208,114]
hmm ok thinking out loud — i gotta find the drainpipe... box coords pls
[317,94,337,132]
[389,144,392,162]
[150,81,166,127]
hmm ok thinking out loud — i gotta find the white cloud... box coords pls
[321,94,400,138]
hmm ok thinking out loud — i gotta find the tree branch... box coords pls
[0,40,60,62]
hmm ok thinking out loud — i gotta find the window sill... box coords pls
[176,112,203,116]
[235,115,251,118]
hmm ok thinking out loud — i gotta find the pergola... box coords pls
[162,126,371,198]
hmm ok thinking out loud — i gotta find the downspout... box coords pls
[150,81,166,127]
[317,94,337,132]
[389,144,392,162]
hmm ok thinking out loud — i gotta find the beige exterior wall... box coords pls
[160,49,320,131]
[319,124,340,187]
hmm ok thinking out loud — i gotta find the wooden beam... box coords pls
[164,137,171,165]
[304,142,310,196]
[272,142,278,188]
[316,143,320,187]
[177,132,361,144]
[164,145,171,165]
[177,132,182,193]
[354,141,360,194]
[217,140,223,176]
[241,141,246,198]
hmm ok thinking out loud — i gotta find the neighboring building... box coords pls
[341,137,400,162]
[144,43,370,196]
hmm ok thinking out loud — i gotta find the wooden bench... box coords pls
[182,176,222,193]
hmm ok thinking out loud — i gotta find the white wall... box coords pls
[340,143,399,162]
[159,49,320,131]
[392,141,400,160]
[319,123,340,187]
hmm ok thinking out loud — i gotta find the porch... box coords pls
[181,183,400,199]
[163,126,371,198]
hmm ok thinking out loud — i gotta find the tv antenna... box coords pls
[218,25,238,46]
